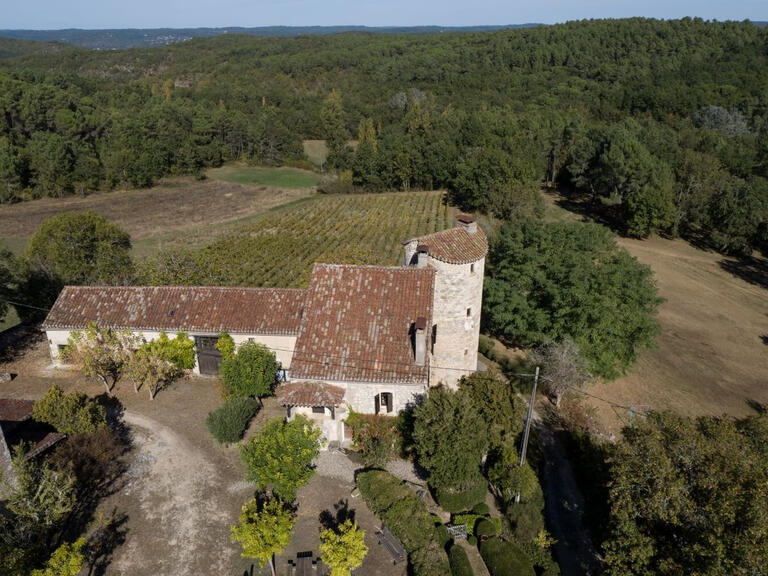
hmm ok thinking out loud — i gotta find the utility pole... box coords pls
[516,365,539,503]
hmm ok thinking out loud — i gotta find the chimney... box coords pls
[414,316,427,366]
[456,214,477,234]
[415,244,429,268]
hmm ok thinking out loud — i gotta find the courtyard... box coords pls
[0,332,406,575]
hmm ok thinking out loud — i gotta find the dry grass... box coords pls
[0,176,311,256]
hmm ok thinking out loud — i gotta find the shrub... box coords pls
[206,397,259,444]
[453,514,481,536]
[472,502,490,515]
[449,544,475,576]
[475,518,498,539]
[434,478,488,513]
[480,537,536,576]
[478,335,494,357]
[33,384,106,436]
[221,341,280,398]
[467,535,478,546]
[435,523,451,548]
[356,470,450,576]
[409,539,451,576]
[345,411,399,467]
[507,500,545,544]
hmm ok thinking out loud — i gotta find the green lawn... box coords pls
[207,165,321,189]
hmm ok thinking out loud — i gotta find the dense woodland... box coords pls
[0,18,767,254]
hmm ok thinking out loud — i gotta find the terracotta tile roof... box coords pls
[291,264,434,384]
[277,382,346,407]
[408,226,488,264]
[0,399,34,422]
[42,286,306,335]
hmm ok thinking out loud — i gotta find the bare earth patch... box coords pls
[0,176,309,242]
[588,236,768,432]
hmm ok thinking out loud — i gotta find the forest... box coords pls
[1,17,767,254]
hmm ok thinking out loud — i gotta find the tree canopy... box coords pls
[25,212,133,286]
[603,411,768,576]
[319,520,369,576]
[220,340,280,398]
[483,220,661,378]
[230,497,294,576]
[239,415,322,501]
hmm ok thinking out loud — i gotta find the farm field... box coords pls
[143,190,460,287]
[0,174,311,258]
[207,164,321,189]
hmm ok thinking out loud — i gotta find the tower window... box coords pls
[466,307,471,317]
[464,349,468,355]
[470,263,475,273]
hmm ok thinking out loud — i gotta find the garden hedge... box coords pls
[357,470,450,575]
[434,479,488,513]
[480,537,536,576]
[205,397,259,444]
[449,544,475,576]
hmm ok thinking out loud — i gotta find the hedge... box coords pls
[434,479,488,513]
[475,518,498,538]
[205,397,259,444]
[357,470,450,575]
[449,545,475,576]
[472,502,490,515]
[479,537,536,576]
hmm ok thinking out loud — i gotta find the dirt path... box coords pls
[109,411,251,576]
[457,539,491,576]
[534,417,601,576]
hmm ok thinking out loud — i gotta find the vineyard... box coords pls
[140,191,464,288]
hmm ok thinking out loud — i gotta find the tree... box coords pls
[125,332,195,399]
[239,415,322,501]
[483,221,661,379]
[412,387,488,504]
[319,519,369,576]
[230,497,294,576]
[25,212,134,286]
[0,248,18,324]
[32,384,107,435]
[62,323,137,395]
[215,332,236,359]
[345,411,399,468]
[603,411,768,576]
[31,538,86,576]
[1,445,76,529]
[220,341,280,399]
[321,89,351,170]
[458,372,526,452]
[529,338,590,408]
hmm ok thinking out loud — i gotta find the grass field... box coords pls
[144,190,459,288]
[541,191,768,432]
[207,164,321,188]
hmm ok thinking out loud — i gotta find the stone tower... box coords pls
[403,215,488,388]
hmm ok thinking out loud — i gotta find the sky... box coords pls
[2,0,767,30]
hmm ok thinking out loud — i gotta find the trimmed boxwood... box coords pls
[434,479,488,513]
[449,544,475,576]
[205,397,259,444]
[357,470,450,576]
[480,537,535,576]
[475,518,498,539]
[471,502,490,515]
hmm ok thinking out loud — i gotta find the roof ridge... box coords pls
[60,285,307,292]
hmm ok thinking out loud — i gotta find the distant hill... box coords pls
[0,25,541,50]
[0,37,76,58]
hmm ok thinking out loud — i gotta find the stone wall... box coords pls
[428,256,485,388]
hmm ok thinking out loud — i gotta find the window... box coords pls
[57,344,67,353]
[466,307,471,317]
[376,393,393,414]
[312,406,325,414]
[431,325,437,354]
[464,349,468,356]
[470,263,475,274]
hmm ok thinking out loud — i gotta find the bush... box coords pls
[345,411,399,467]
[205,397,259,444]
[435,523,451,548]
[467,535,478,546]
[33,384,106,436]
[475,518,499,539]
[220,341,279,398]
[357,470,450,575]
[480,537,536,576]
[434,478,488,513]
[478,335,494,357]
[453,514,482,536]
[449,544,475,576]
[507,500,545,544]
[472,502,490,515]
[409,539,451,576]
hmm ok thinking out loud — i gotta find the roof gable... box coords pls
[290,264,434,384]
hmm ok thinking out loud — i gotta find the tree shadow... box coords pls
[86,508,130,576]
[718,256,768,290]
[746,399,767,415]
[0,323,45,363]
[319,498,356,532]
